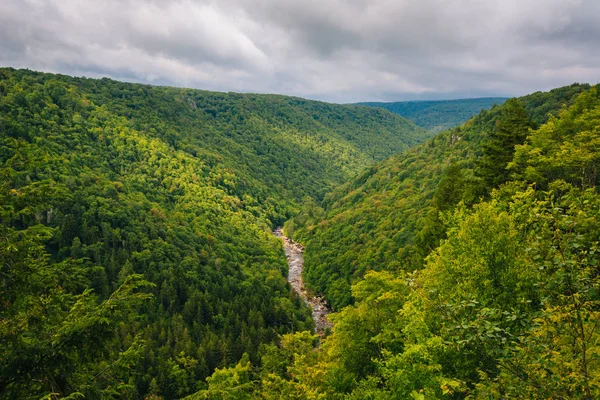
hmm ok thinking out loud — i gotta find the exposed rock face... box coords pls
[274,228,332,333]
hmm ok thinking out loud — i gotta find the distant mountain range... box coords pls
[356,97,508,132]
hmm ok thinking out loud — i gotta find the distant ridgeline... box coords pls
[0,68,430,398]
[357,97,508,132]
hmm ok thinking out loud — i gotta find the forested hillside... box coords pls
[289,83,591,309]
[187,85,600,399]
[3,66,598,399]
[358,97,508,132]
[0,68,429,399]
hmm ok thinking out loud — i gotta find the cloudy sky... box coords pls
[1,0,599,102]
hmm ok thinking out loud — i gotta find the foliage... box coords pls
[3,65,599,399]
[0,68,430,398]
[184,354,256,400]
[357,97,507,132]
[275,85,600,399]
[290,83,594,310]
[476,98,533,189]
[510,87,600,189]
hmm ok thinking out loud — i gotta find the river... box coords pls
[274,228,332,333]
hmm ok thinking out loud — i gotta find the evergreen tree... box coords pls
[476,98,533,189]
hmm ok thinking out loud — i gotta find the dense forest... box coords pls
[2,67,599,399]
[179,84,600,399]
[0,68,429,399]
[358,98,508,132]
[265,83,598,398]
[290,83,592,310]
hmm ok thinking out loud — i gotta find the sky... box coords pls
[1,0,599,103]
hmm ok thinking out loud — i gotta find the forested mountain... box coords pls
[0,68,429,399]
[180,84,599,399]
[3,66,599,399]
[289,83,591,310]
[248,83,598,399]
[358,97,508,132]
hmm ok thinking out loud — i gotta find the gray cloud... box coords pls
[1,0,598,102]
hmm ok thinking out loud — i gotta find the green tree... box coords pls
[476,98,533,189]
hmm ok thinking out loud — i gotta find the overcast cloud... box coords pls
[1,0,599,102]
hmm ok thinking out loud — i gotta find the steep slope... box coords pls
[197,86,600,400]
[18,69,430,209]
[290,83,592,309]
[358,97,508,132]
[0,68,429,399]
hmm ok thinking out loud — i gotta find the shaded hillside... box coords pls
[358,97,508,132]
[0,68,428,399]
[290,83,592,309]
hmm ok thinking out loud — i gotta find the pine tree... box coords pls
[477,98,533,189]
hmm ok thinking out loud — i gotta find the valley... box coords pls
[2,67,599,399]
[274,228,332,334]
[0,67,428,399]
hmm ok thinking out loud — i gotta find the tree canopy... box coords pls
[0,68,429,398]
[2,66,598,399]
[357,97,508,132]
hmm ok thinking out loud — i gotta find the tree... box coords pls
[184,354,255,400]
[477,98,533,189]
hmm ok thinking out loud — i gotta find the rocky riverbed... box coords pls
[274,228,332,333]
